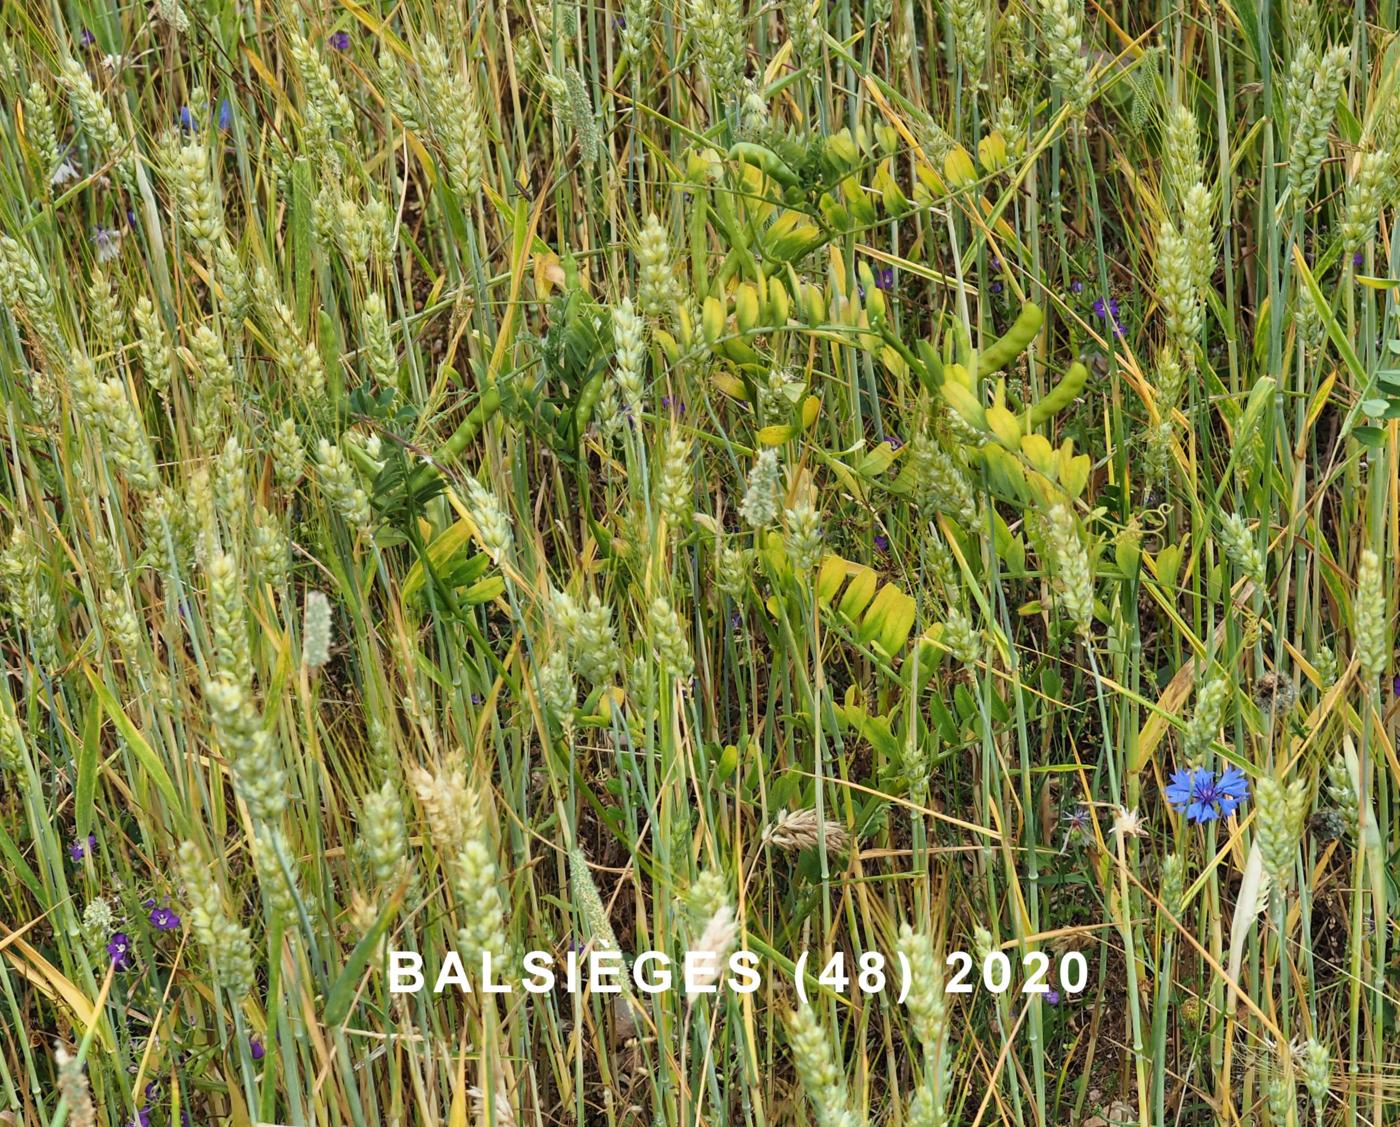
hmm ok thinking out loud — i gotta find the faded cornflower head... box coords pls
[763,807,848,854]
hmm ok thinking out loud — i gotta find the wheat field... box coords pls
[0,0,1397,1124]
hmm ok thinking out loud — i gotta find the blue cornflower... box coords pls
[1165,766,1250,823]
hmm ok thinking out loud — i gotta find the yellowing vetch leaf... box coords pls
[857,583,903,644]
[854,441,900,478]
[401,518,474,604]
[941,381,986,429]
[982,443,1027,498]
[880,345,908,378]
[463,575,506,605]
[801,395,821,429]
[756,423,797,445]
[712,371,748,400]
[838,567,879,619]
[1020,433,1055,475]
[984,402,1023,448]
[943,145,976,186]
[859,584,917,654]
[816,555,848,604]
[1058,449,1091,498]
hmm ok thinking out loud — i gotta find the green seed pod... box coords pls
[978,301,1043,376]
[1029,361,1088,424]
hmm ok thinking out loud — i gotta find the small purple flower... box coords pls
[874,533,890,553]
[1044,988,1060,1005]
[1092,296,1120,321]
[92,226,122,264]
[126,1108,151,1127]
[328,30,352,50]
[144,1081,160,1101]
[1353,250,1364,268]
[1062,805,1091,834]
[69,834,98,862]
[149,905,181,931]
[729,610,742,628]
[249,1035,265,1061]
[875,267,895,292]
[883,434,903,450]
[217,99,234,131]
[177,105,196,131]
[1392,674,1400,698]
[79,28,96,48]
[1070,278,1084,294]
[989,281,1003,295]
[1092,296,1125,337]
[470,693,483,706]
[107,932,132,969]
[661,395,686,416]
